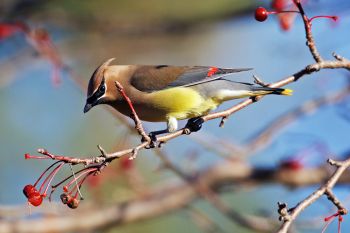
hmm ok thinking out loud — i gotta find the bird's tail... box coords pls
[250,86,293,96]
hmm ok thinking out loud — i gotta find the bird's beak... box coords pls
[83,103,93,113]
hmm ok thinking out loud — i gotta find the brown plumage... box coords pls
[84,58,292,134]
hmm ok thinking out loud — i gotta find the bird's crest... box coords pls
[87,58,115,97]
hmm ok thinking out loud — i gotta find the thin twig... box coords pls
[276,158,350,233]
[115,81,151,145]
[293,0,323,62]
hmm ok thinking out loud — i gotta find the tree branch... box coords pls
[293,0,323,62]
[276,158,350,233]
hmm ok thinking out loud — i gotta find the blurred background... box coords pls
[1,0,350,232]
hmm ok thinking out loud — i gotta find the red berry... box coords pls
[60,193,80,208]
[28,192,43,207]
[60,193,72,204]
[63,185,69,192]
[280,160,303,170]
[0,23,21,40]
[255,7,269,22]
[279,16,293,31]
[24,185,43,207]
[67,198,80,209]
[120,156,134,171]
[272,0,286,11]
[23,184,36,198]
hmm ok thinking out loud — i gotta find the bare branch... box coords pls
[293,0,323,62]
[276,157,350,233]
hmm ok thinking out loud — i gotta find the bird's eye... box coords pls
[99,85,105,93]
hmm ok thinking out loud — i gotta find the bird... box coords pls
[84,58,292,137]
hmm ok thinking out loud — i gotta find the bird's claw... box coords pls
[148,132,157,142]
[142,133,157,148]
[185,117,204,133]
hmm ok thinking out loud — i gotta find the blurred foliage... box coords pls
[2,0,255,33]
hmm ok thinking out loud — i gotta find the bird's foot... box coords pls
[185,117,204,133]
[250,96,258,102]
[142,129,168,148]
[148,132,158,143]
[141,133,156,148]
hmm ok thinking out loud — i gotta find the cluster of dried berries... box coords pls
[60,193,80,209]
[23,184,43,207]
[23,150,98,208]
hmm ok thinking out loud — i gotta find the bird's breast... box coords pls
[146,87,217,121]
[111,87,218,122]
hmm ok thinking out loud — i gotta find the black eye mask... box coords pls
[87,79,106,105]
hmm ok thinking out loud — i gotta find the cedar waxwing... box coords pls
[84,58,292,135]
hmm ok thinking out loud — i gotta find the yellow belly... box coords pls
[148,87,218,120]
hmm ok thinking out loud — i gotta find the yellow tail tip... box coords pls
[281,89,293,96]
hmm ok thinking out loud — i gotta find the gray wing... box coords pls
[130,65,252,92]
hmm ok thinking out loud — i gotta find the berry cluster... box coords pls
[23,184,43,207]
[22,156,64,207]
[23,150,99,208]
[60,193,80,209]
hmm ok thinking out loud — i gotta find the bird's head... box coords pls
[84,58,117,113]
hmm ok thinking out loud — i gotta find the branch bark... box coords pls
[276,158,350,233]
